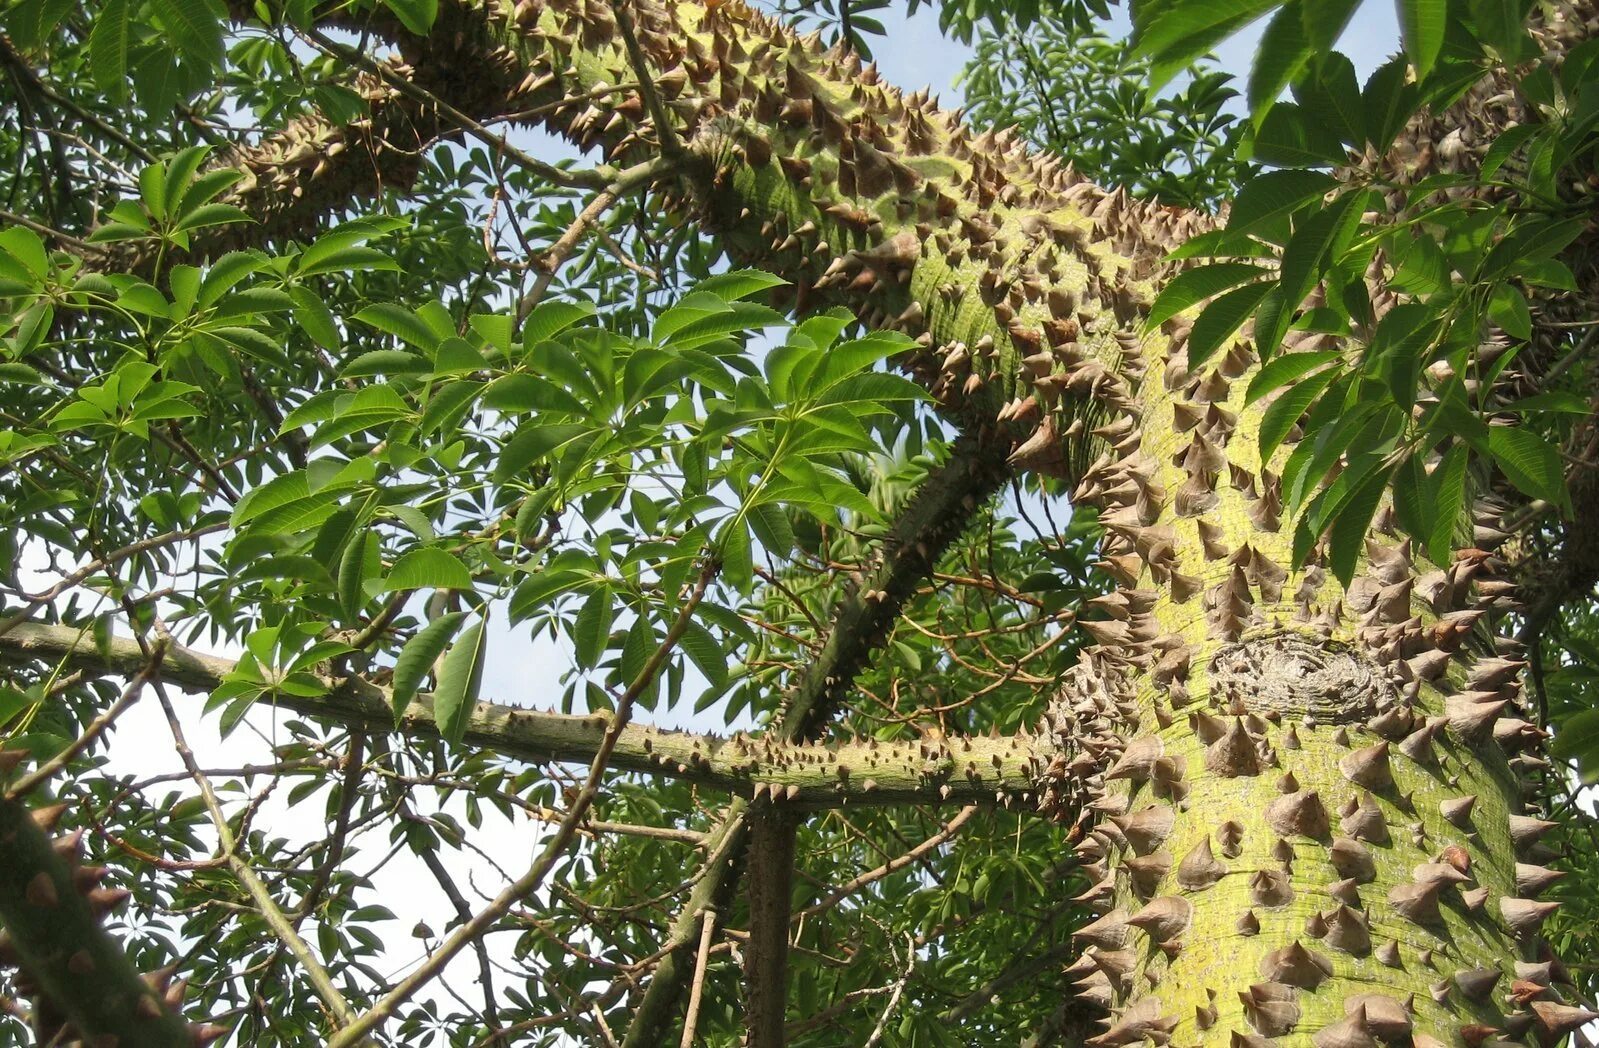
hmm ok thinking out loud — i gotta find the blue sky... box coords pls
[868,0,1404,101]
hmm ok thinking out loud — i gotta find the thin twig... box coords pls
[302,29,613,192]
[610,0,682,157]
[0,521,228,640]
[862,934,916,1048]
[7,639,167,799]
[797,806,978,920]
[150,682,365,1036]
[679,907,719,1048]
[0,207,96,252]
[517,157,668,323]
[326,560,719,1048]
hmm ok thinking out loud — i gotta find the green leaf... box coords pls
[3,0,75,48]
[1301,0,1359,48]
[1245,349,1341,405]
[1259,366,1341,460]
[1398,0,1447,76]
[1488,283,1532,340]
[353,303,440,351]
[747,501,796,558]
[233,469,311,526]
[1468,0,1529,55]
[1500,391,1591,414]
[307,385,413,449]
[300,220,402,275]
[470,313,513,355]
[619,613,656,688]
[384,0,437,33]
[813,330,916,388]
[339,531,380,621]
[572,587,614,670]
[1479,124,1542,180]
[342,350,430,377]
[1517,258,1577,294]
[483,374,586,416]
[1228,170,1337,238]
[1145,262,1269,330]
[197,250,267,308]
[1166,229,1275,260]
[1327,463,1392,585]
[678,620,729,688]
[1489,426,1567,508]
[1363,56,1421,152]
[434,337,485,375]
[1251,102,1347,167]
[420,380,483,437]
[297,245,397,278]
[385,547,474,592]
[718,517,753,594]
[432,617,488,744]
[1426,443,1468,561]
[1249,2,1315,117]
[1551,708,1599,761]
[0,363,43,385]
[814,372,930,408]
[89,0,132,94]
[1132,0,1281,90]
[1391,452,1431,543]
[693,269,787,302]
[1387,231,1451,296]
[1188,280,1276,368]
[290,286,342,350]
[510,568,585,621]
[659,300,785,350]
[493,423,592,482]
[149,0,223,66]
[522,300,595,345]
[1277,191,1363,320]
[390,611,468,726]
[1296,51,1366,147]
[0,227,49,279]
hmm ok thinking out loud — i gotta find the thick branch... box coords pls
[198,0,1199,476]
[0,621,1040,808]
[743,804,795,1048]
[0,792,198,1047]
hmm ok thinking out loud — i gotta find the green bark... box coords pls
[1040,337,1589,1045]
[0,791,201,1047]
[0,622,1038,807]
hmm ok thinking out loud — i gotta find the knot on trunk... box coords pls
[1208,633,1399,725]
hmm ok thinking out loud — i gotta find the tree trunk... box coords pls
[1037,338,1588,1045]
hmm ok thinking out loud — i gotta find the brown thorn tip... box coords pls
[31,801,69,831]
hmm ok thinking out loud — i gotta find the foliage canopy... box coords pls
[2,0,1599,1042]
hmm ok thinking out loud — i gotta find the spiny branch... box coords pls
[0,620,1045,808]
[0,784,223,1047]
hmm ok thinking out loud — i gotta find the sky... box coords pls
[21,2,1422,1044]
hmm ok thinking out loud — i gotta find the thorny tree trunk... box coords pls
[1034,342,1587,1046]
[4,0,1598,1043]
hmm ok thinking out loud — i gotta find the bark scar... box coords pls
[1207,633,1399,725]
